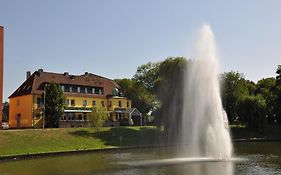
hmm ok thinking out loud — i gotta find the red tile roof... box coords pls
[9,70,119,98]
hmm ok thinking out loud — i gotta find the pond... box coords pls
[0,142,281,175]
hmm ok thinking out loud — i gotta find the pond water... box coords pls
[0,142,281,175]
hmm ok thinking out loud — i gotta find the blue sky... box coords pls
[1,0,281,101]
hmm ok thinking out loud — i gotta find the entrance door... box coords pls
[16,114,21,128]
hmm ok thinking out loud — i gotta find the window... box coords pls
[80,87,85,93]
[72,86,78,93]
[64,85,70,92]
[118,101,122,107]
[101,101,105,107]
[78,115,83,120]
[71,100,75,106]
[109,101,112,107]
[83,100,87,107]
[92,100,96,106]
[127,101,129,108]
[65,99,69,106]
[87,87,92,94]
[83,114,87,121]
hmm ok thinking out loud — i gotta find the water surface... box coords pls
[0,142,281,175]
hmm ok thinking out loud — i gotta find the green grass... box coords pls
[0,126,162,156]
[1,125,280,157]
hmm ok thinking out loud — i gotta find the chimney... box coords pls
[63,72,69,76]
[38,68,43,73]
[26,71,31,80]
[85,72,89,75]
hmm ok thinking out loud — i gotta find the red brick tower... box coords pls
[0,26,3,123]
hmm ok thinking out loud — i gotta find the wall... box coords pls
[107,97,131,111]
[9,95,33,128]
[0,26,3,123]
[65,96,108,108]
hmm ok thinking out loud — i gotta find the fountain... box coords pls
[180,24,232,159]
[121,25,233,168]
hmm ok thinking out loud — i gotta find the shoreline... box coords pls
[1,138,281,163]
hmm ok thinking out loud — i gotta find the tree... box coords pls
[89,106,109,132]
[115,78,156,116]
[221,71,251,123]
[237,95,266,132]
[114,78,133,97]
[273,65,281,123]
[276,65,281,84]
[154,57,187,140]
[133,62,160,94]
[255,77,276,123]
[43,82,66,128]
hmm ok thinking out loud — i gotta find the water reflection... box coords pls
[120,158,234,175]
[1,142,281,175]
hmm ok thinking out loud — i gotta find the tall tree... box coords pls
[155,57,187,140]
[274,65,281,123]
[221,71,250,123]
[276,65,281,84]
[43,82,66,128]
[237,95,266,132]
[115,78,156,115]
[255,77,276,123]
[133,62,160,95]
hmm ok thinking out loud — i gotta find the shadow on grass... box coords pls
[69,127,164,147]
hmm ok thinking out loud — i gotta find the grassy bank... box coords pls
[0,125,281,157]
[0,126,162,157]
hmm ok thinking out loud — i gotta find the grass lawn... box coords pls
[1,125,280,157]
[0,126,163,156]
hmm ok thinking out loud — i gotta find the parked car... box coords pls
[1,122,9,129]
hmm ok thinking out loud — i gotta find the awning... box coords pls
[64,109,92,113]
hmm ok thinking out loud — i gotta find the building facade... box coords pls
[0,26,4,124]
[9,69,142,128]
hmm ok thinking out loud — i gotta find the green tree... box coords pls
[114,78,133,97]
[276,65,281,84]
[133,62,160,94]
[274,65,281,123]
[115,78,156,116]
[43,82,66,128]
[155,57,187,139]
[89,106,109,132]
[237,95,266,132]
[255,77,276,123]
[221,71,251,123]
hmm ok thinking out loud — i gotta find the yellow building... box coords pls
[9,69,142,128]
